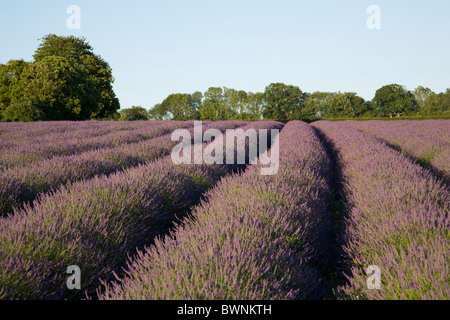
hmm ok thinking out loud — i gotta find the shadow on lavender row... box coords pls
[311,126,352,299]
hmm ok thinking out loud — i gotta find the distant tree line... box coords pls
[1,35,448,122]
[134,83,450,122]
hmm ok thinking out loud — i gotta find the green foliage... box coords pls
[1,35,447,122]
[245,92,265,120]
[100,112,121,121]
[0,34,119,121]
[34,34,120,119]
[146,84,447,122]
[148,103,168,120]
[0,60,30,119]
[413,88,449,116]
[148,92,202,120]
[439,89,450,112]
[413,86,433,112]
[119,106,149,121]
[324,92,369,118]
[9,56,100,121]
[195,87,265,121]
[2,99,43,122]
[372,84,416,117]
[421,92,441,116]
[223,87,248,120]
[262,83,304,122]
[199,87,235,120]
[301,92,335,118]
[162,93,200,120]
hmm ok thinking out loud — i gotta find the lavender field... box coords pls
[0,120,448,300]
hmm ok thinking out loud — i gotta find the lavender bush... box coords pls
[0,121,147,152]
[0,121,280,299]
[312,121,449,300]
[0,122,192,169]
[0,122,139,150]
[345,120,450,181]
[2,119,445,301]
[0,120,173,142]
[0,121,247,217]
[98,120,333,300]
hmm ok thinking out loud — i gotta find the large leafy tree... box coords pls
[422,92,441,116]
[148,103,169,120]
[437,89,450,113]
[223,87,248,120]
[325,92,368,118]
[1,34,119,121]
[160,93,200,120]
[372,84,415,117]
[262,83,304,121]
[199,87,234,120]
[4,56,100,121]
[245,92,265,120]
[191,91,203,116]
[148,92,202,120]
[301,91,336,118]
[0,60,30,119]
[33,34,119,119]
[119,106,149,121]
[422,89,450,115]
[413,86,433,113]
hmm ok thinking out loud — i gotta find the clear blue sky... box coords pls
[1,0,449,110]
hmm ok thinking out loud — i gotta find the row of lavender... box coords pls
[98,121,334,300]
[312,121,449,299]
[0,122,200,169]
[0,120,174,141]
[0,121,283,299]
[0,121,154,149]
[345,120,450,181]
[0,121,109,139]
[0,121,250,217]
